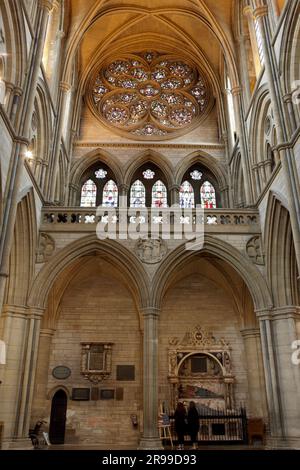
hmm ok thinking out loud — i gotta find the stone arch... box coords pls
[264,192,299,307]
[69,149,123,205]
[231,151,246,208]
[47,385,71,401]
[29,81,52,186]
[249,86,277,197]
[4,189,37,306]
[28,235,150,313]
[124,150,175,190]
[61,3,239,92]
[151,235,272,313]
[280,0,300,121]
[175,151,228,192]
[0,0,27,88]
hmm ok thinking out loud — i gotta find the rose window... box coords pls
[91,52,209,139]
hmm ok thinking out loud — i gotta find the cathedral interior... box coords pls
[0,0,300,450]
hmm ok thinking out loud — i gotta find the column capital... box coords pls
[282,93,293,104]
[240,327,261,339]
[253,6,269,20]
[231,86,242,97]
[170,184,180,192]
[119,183,129,193]
[28,307,45,318]
[38,0,54,12]
[1,304,28,318]
[59,81,71,92]
[40,328,56,338]
[243,5,253,17]
[272,305,300,320]
[141,307,160,318]
[255,307,273,320]
[56,30,66,40]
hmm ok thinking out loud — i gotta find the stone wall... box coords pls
[158,273,249,410]
[44,262,142,446]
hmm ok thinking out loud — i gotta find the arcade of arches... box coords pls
[0,0,300,450]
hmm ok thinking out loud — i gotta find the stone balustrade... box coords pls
[40,207,261,234]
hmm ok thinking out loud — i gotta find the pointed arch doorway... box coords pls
[49,389,67,444]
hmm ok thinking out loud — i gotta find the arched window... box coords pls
[180,164,220,208]
[152,180,168,208]
[200,181,217,209]
[130,180,146,208]
[80,179,97,207]
[103,180,118,207]
[180,181,195,208]
[129,163,169,208]
[79,163,118,207]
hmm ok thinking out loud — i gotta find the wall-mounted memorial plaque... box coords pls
[116,365,135,381]
[100,389,115,400]
[52,366,71,380]
[72,388,90,401]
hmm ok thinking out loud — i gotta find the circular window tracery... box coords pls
[91,51,210,140]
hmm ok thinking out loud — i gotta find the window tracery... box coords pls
[91,51,209,139]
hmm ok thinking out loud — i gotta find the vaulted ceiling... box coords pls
[63,0,238,87]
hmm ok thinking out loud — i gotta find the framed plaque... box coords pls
[116,365,135,381]
[100,389,115,400]
[72,388,90,401]
[52,366,71,380]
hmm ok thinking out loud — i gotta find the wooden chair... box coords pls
[247,418,266,445]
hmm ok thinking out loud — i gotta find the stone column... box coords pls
[231,86,253,206]
[256,309,283,436]
[51,30,65,101]
[47,81,71,202]
[139,307,163,449]
[237,35,252,105]
[170,184,180,206]
[9,87,23,125]
[241,328,268,418]
[119,184,129,209]
[283,93,297,135]
[252,2,300,274]
[0,0,53,314]
[31,328,55,422]
[243,6,262,79]
[0,305,43,446]
[271,306,300,438]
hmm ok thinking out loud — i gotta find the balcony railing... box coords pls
[40,207,260,235]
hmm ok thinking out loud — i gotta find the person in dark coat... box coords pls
[174,402,187,449]
[187,401,199,449]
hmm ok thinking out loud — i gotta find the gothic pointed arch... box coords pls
[151,235,272,313]
[5,189,37,306]
[124,150,174,189]
[27,235,151,312]
[264,193,299,307]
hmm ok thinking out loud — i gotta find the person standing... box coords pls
[174,402,187,449]
[187,401,199,449]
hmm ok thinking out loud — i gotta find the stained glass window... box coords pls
[95,169,107,179]
[190,170,202,181]
[180,181,195,208]
[200,181,216,209]
[152,180,168,208]
[91,52,209,140]
[103,180,118,207]
[81,179,97,207]
[143,169,155,179]
[130,180,146,207]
